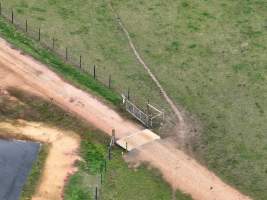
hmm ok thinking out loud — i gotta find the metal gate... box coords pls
[121,94,164,128]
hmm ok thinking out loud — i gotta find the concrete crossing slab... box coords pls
[116,129,160,151]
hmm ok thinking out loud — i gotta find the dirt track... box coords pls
[0,38,252,200]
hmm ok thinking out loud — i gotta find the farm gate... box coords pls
[121,94,164,128]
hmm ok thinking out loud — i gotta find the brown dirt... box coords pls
[0,38,252,200]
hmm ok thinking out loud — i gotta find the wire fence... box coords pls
[0,3,177,132]
[88,133,117,200]
[60,135,117,200]
[0,4,178,199]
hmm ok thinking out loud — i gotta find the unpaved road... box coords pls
[0,38,251,200]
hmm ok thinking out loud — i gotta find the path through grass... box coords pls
[1,0,267,199]
[110,1,267,199]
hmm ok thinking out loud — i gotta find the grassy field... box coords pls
[1,0,267,199]
[0,16,121,106]
[110,1,267,199]
[0,88,191,200]
[0,0,171,114]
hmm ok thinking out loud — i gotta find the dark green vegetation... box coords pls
[0,88,190,200]
[66,141,189,200]
[64,173,92,200]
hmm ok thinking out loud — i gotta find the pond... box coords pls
[0,139,40,200]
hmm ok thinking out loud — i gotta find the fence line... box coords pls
[0,4,166,111]
[0,4,179,132]
[0,5,177,198]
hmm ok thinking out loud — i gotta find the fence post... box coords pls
[0,2,2,16]
[65,47,68,61]
[79,55,82,68]
[104,160,107,173]
[11,9,14,24]
[108,75,111,89]
[93,65,96,79]
[52,38,55,50]
[95,187,98,200]
[25,19,28,32]
[100,173,103,184]
[38,28,41,41]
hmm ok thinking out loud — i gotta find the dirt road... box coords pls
[0,38,251,200]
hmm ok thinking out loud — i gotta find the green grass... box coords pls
[110,1,267,199]
[0,15,120,105]
[68,141,184,200]
[64,173,93,200]
[101,149,183,200]
[175,192,192,200]
[1,88,191,200]
[2,0,267,199]
[0,0,169,113]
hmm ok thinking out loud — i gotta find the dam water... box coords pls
[0,139,40,200]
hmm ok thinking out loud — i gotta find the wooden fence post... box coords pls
[93,65,96,79]
[38,28,41,41]
[108,75,111,89]
[104,160,107,173]
[25,19,28,32]
[79,55,82,68]
[95,187,98,200]
[65,47,68,61]
[11,9,14,24]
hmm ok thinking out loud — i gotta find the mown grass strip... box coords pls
[0,16,121,105]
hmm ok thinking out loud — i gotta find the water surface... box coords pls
[0,139,40,200]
